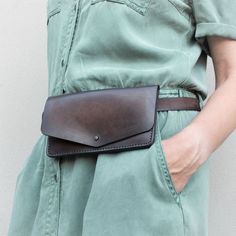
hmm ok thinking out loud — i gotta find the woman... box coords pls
[8,0,236,235]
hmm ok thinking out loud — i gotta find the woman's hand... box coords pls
[160,36,236,194]
[160,124,211,193]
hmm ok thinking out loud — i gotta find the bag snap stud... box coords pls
[94,135,99,141]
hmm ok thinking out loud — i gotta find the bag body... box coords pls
[41,85,159,157]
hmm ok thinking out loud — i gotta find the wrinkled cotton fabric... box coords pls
[8,0,236,235]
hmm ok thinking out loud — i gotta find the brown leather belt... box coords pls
[61,88,201,112]
[41,85,202,157]
[156,97,201,112]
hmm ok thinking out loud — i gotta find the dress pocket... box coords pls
[153,107,202,203]
[154,112,181,203]
[47,0,62,25]
[90,0,152,16]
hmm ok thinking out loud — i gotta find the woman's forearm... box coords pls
[186,76,236,164]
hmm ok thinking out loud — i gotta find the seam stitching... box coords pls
[167,0,189,21]
[55,0,77,95]
[154,121,182,206]
[46,129,154,157]
[197,22,236,31]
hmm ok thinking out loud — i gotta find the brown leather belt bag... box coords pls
[40,85,201,158]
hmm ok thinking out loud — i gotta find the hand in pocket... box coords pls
[160,126,206,193]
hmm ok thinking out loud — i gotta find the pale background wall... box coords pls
[0,1,235,236]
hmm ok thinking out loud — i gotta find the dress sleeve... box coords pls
[191,0,236,57]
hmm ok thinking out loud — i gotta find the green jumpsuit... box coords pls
[8,0,236,235]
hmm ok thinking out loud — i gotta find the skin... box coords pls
[161,36,236,193]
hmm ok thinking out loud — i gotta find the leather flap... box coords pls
[41,85,159,147]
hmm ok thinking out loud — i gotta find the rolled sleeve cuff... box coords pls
[195,22,236,57]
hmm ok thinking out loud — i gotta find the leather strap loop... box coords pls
[156,97,201,112]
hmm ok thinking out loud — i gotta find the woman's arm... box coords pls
[189,36,236,163]
[162,36,236,193]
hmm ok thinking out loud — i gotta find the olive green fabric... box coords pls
[8,0,236,235]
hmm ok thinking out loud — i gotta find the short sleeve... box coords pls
[191,0,236,57]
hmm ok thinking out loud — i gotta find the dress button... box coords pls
[61,59,65,67]
[54,174,58,183]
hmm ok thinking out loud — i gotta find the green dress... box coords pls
[8,0,236,235]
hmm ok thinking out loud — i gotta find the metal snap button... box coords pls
[94,135,99,141]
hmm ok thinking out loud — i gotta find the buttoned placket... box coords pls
[55,0,81,95]
[49,2,81,236]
